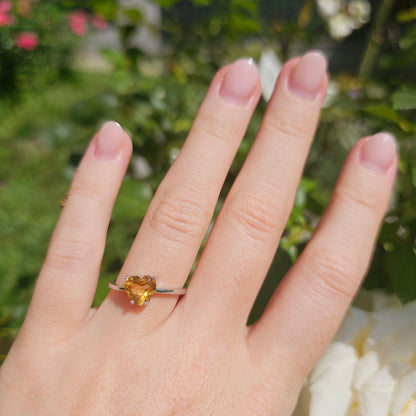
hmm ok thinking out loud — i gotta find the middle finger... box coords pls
[183,52,328,331]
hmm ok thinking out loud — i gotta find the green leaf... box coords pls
[91,0,117,19]
[100,49,130,69]
[412,166,416,189]
[392,87,416,110]
[152,0,179,9]
[364,244,392,291]
[365,106,398,122]
[399,25,416,49]
[298,0,314,28]
[124,9,143,24]
[397,7,416,23]
[384,244,416,303]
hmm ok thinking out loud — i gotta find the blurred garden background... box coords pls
[0,0,415,361]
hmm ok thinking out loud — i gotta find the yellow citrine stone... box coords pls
[124,275,157,306]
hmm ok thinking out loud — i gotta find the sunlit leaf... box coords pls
[397,6,416,23]
[392,87,416,110]
[298,0,314,28]
[91,0,117,19]
[365,106,398,123]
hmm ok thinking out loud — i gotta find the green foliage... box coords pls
[0,0,77,95]
[0,73,120,330]
[392,87,416,111]
[384,244,416,304]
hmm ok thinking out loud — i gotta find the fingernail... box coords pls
[220,58,259,105]
[95,121,124,160]
[359,132,397,174]
[288,51,327,100]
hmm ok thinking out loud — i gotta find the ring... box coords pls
[108,275,187,306]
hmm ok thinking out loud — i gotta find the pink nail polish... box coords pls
[288,51,327,100]
[359,132,397,174]
[95,121,123,160]
[219,58,259,105]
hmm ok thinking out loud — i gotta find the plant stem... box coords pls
[358,0,396,80]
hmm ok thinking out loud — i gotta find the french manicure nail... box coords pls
[95,121,124,160]
[219,58,259,105]
[359,132,397,174]
[288,51,327,100]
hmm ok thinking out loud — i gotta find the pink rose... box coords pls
[0,11,14,26]
[67,10,87,36]
[91,14,107,30]
[15,32,38,50]
[0,0,11,13]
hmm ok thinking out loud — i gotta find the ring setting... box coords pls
[108,275,186,306]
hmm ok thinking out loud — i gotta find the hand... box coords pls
[0,52,397,415]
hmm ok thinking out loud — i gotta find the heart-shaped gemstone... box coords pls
[124,275,157,306]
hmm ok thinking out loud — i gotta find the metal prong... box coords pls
[130,300,135,304]
[125,276,129,281]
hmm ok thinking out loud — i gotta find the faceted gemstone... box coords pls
[124,275,157,306]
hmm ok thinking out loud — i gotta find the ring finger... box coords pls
[100,59,261,323]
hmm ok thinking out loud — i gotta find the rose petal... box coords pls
[358,365,396,416]
[258,49,282,102]
[390,369,416,416]
[353,350,381,390]
[333,306,369,348]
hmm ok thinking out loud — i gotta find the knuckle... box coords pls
[334,182,380,213]
[191,115,235,144]
[265,112,310,142]
[69,176,106,203]
[45,230,95,273]
[307,250,358,301]
[146,191,209,244]
[219,257,258,308]
[225,193,285,244]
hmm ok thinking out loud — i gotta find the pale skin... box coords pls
[0,52,398,415]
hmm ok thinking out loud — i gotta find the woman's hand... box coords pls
[0,52,397,415]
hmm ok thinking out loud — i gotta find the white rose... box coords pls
[317,0,342,18]
[258,49,282,102]
[327,13,355,40]
[323,80,340,108]
[293,292,416,416]
[347,0,371,28]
